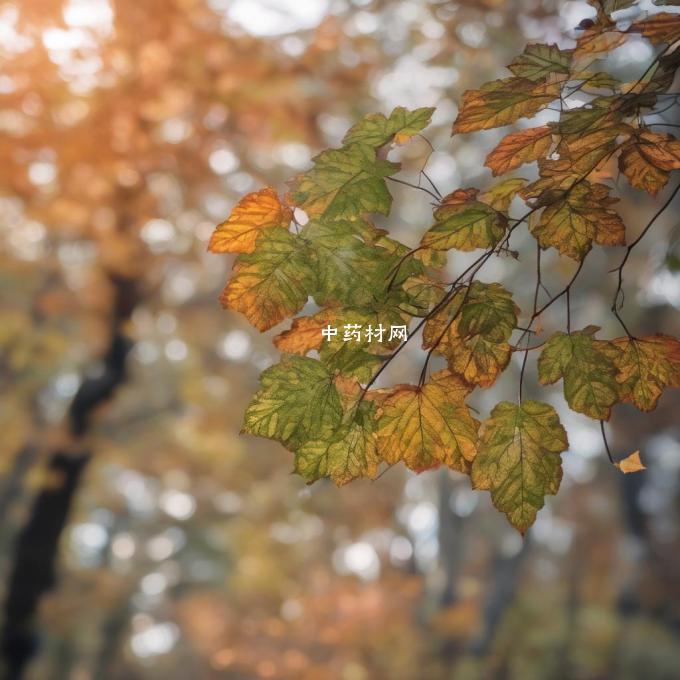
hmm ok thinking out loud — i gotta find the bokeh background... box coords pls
[1,0,679,678]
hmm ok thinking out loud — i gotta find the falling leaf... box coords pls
[615,450,646,474]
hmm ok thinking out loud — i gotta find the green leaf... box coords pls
[421,201,507,252]
[508,44,573,81]
[288,143,398,220]
[295,401,381,485]
[458,282,519,344]
[243,356,343,449]
[471,400,568,534]
[342,106,435,147]
[422,285,517,388]
[302,219,397,307]
[538,326,620,420]
[220,229,313,331]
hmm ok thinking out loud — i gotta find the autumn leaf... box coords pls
[458,282,519,343]
[478,178,527,213]
[485,126,553,176]
[615,450,646,474]
[619,131,680,196]
[243,356,343,449]
[423,283,517,388]
[208,187,292,254]
[471,400,568,534]
[375,370,479,473]
[453,77,560,134]
[445,329,513,388]
[508,44,572,81]
[274,309,338,355]
[288,143,398,220]
[538,326,619,420]
[631,12,680,45]
[610,335,680,411]
[295,401,381,485]
[317,307,406,382]
[342,106,435,148]
[530,181,625,260]
[421,201,508,252]
[574,27,628,60]
[220,230,313,331]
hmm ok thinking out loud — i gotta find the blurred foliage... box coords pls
[0,0,679,678]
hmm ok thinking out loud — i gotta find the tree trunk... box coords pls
[0,275,137,679]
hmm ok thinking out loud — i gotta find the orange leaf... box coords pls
[485,126,553,176]
[274,309,338,355]
[615,451,646,474]
[209,187,292,254]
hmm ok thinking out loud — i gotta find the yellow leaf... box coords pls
[375,370,479,473]
[615,451,646,474]
[209,187,292,254]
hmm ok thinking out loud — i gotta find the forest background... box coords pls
[0,0,679,678]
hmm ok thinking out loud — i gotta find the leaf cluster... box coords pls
[210,5,680,533]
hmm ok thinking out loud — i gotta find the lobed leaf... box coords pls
[472,400,568,534]
[375,370,479,473]
[508,44,572,81]
[485,126,553,176]
[609,335,680,411]
[288,143,398,221]
[538,326,619,420]
[453,77,560,134]
[220,230,313,331]
[243,356,343,449]
[209,187,292,254]
[421,201,508,252]
[530,181,625,260]
[295,401,381,485]
[619,131,680,196]
[342,106,435,147]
